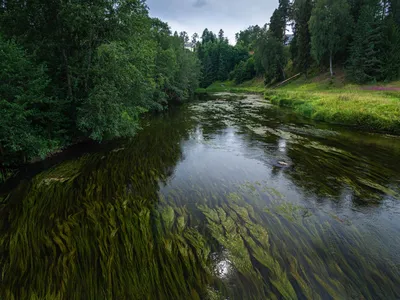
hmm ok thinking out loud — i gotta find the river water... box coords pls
[1,93,400,299]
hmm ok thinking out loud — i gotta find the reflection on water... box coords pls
[1,93,400,299]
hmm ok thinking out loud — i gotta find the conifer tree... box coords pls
[347,3,384,83]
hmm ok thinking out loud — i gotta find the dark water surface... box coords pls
[1,93,400,299]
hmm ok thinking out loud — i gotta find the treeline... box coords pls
[196,0,400,86]
[0,0,200,166]
[193,29,249,87]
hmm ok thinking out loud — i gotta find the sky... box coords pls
[146,0,279,45]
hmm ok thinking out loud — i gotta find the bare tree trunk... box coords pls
[382,0,388,20]
[329,52,333,77]
[281,65,286,80]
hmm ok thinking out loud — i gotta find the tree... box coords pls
[201,28,216,44]
[382,16,400,80]
[179,31,190,47]
[255,30,288,83]
[0,36,62,164]
[347,3,384,83]
[348,0,370,20]
[191,33,199,50]
[218,29,225,41]
[231,57,256,84]
[270,9,286,41]
[270,0,291,42]
[309,0,353,76]
[292,0,313,75]
[389,0,400,25]
[236,25,262,50]
[0,0,202,165]
[196,28,248,87]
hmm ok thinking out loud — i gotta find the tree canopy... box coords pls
[0,0,200,165]
[198,0,400,85]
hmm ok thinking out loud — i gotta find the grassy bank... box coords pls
[265,76,400,134]
[195,78,266,94]
[197,74,400,134]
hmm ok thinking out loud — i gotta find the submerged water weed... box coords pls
[0,114,217,299]
[1,95,400,299]
[273,202,313,222]
[199,186,400,299]
[0,169,215,299]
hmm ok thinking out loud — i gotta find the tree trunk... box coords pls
[281,66,286,80]
[382,0,387,20]
[329,52,333,77]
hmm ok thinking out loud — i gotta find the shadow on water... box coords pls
[1,93,400,299]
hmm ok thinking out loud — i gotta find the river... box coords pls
[1,93,400,299]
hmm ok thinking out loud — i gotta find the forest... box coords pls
[0,0,200,166]
[1,0,400,168]
[195,0,400,87]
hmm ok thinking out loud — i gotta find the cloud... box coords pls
[193,0,207,8]
[146,0,279,44]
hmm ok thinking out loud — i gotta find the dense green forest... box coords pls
[0,0,200,166]
[195,0,400,86]
[1,0,400,168]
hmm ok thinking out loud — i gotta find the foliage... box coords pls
[230,57,257,84]
[381,16,400,80]
[291,0,314,75]
[235,25,262,50]
[309,0,353,76]
[0,1,201,165]
[0,36,63,165]
[347,3,384,83]
[196,29,248,88]
[255,31,288,84]
[390,0,400,25]
[270,0,291,42]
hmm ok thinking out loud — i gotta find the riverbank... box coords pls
[198,75,400,135]
[266,78,400,134]
[195,78,266,94]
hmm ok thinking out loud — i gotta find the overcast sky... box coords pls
[146,0,279,44]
